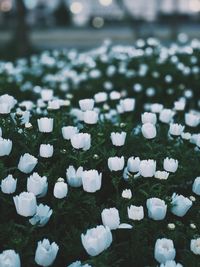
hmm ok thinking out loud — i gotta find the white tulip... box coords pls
[37,117,54,133]
[159,109,174,124]
[192,176,200,195]
[18,153,38,174]
[83,110,98,124]
[139,159,156,177]
[141,123,157,139]
[79,99,94,111]
[151,103,163,113]
[27,172,48,197]
[94,92,107,103]
[119,98,135,112]
[146,198,167,220]
[62,126,79,140]
[190,238,200,255]
[141,112,157,124]
[163,158,178,173]
[185,113,199,127]
[108,156,125,171]
[101,207,120,229]
[0,138,12,156]
[127,205,144,221]
[66,165,83,187]
[110,132,126,146]
[68,261,92,267]
[160,260,183,267]
[155,171,169,180]
[0,250,21,267]
[171,193,192,217]
[82,170,102,193]
[29,203,52,227]
[1,174,17,194]
[127,157,140,172]
[13,192,37,217]
[41,89,53,101]
[71,133,91,151]
[53,178,68,199]
[39,144,53,158]
[0,94,17,110]
[169,123,184,136]
[122,189,132,199]
[35,238,59,267]
[154,238,176,264]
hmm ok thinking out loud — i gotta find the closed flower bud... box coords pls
[53,178,68,199]
[35,239,59,267]
[71,133,91,151]
[82,170,102,193]
[108,156,125,171]
[29,204,52,227]
[122,189,132,199]
[110,91,120,100]
[81,225,112,256]
[139,159,156,177]
[185,113,199,127]
[94,92,107,103]
[155,171,169,180]
[39,144,54,158]
[27,172,48,197]
[141,112,157,125]
[127,205,144,221]
[154,238,176,264]
[0,138,12,156]
[1,174,17,194]
[110,132,126,146]
[48,99,60,110]
[83,110,98,124]
[13,192,37,217]
[151,103,163,113]
[18,153,38,174]
[174,100,185,111]
[142,123,157,139]
[66,165,83,187]
[41,89,53,101]
[79,99,94,111]
[192,176,200,195]
[119,98,135,112]
[163,158,178,173]
[171,193,192,217]
[37,118,54,133]
[127,157,140,172]
[159,109,174,124]
[62,126,79,140]
[0,249,21,267]
[101,207,120,229]
[146,198,167,220]
[190,238,200,255]
[169,123,184,136]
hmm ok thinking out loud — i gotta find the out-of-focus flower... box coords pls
[101,207,120,230]
[122,189,132,199]
[110,132,126,146]
[41,89,53,101]
[151,103,163,113]
[141,123,157,139]
[119,98,135,112]
[83,110,98,124]
[159,109,174,124]
[79,99,94,111]
[71,133,91,151]
[0,94,17,111]
[185,113,199,127]
[110,91,120,100]
[127,157,140,173]
[146,198,167,220]
[68,261,92,267]
[81,225,112,256]
[127,205,144,221]
[169,123,184,136]
[167,223,175,230]
[0,249,21,267]
[66,165,83,187]
[94,92,107,103]
[0,127,2,137]
[160,260,183,267]
[0,138,12,156]
[37,118,54,133]
[155,171,169,180]
[141,112,157,125]
[163,158,178,173]
[174,100,185,111]
[181,132,191,140]
[108,156,125,171]
[29,203,52,227]
[82,170,102,193]
[39,144,54,158]
[171,193,192,217]
[53,178,68,199]
[13,192,37,217]
[62,126,79,140]
[139,159,156,177]
[35,238,59,267]
[190,238,200,255]
[27,172,48,197]
[18,153,38,174]
[1,174,17,194]
[192,177,200,195]
[154,238,176,264]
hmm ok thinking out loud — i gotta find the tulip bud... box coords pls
[27,172,48,197]
[127,205,144,221]
[37,117,54,133]
[29,204,52,227]
[79,99,94,111]
[141,112,157,124]
[1,174,17,194]
[119,98,135,112]
[13,192,37,217]
[39,144,54,158]
[127,157,140,172]
[62,126,79,140]
[154,238,176,264]
[71,133,91,151]
[110,132,126,146]
[53,178,68,199]
[146,198,167,220]
[163,158,178,173]
[82,170,102,193]
[18,153,38,174]
[101,207,120,229]
[108,156,125,171]
[155,171,169,180]
[192,177,200,195]
[83,110,98,124]
[139,159,156,177]
[160,260,183,267]
[159,109,174,124]
[190,238,200,255]
[0,138,12,156]
[94,92,107,103]
[122,189,132,199]
[185,113,199,127]
[169,123,184,136]
[171,193,192,217]
[151,103,163,113]
[0,250,21,267]
[141,123,157,139]
[41,89,53,101]
[66,165,83,187]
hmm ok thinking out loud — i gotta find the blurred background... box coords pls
[0,0,200,59]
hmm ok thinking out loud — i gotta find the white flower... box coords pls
[13,192,37,217]
[108,156,125,171]
[127,205,144,221]
[163,158,178,173]
[94,92,107,103]
[171,193,192,217]
[71,133,91,151]
[155,171,169,180]
[174,101,185,111]
[0,249,21,267]
[27,172,48,197]
[119,98,135,112]
[101,207,120,230]
[139,159,156,177]
[41,89,53,101]
[110,91,120,100]
[0,103,12,114]
[18,153,38,174]
[37,118,54,133]
[35,238,59,267]
[160,260,183,267]
[66,165,83,187]
[1,174,17,194]
[192,176,200,195]
[122,189,132,199]
[0,127,2,137]
[154,238,176,264]
[53,178,68,199]
[79,99,94,111]
[127,157,140,172]
[185,113,199,127]
[141,112,157,125]
[68,261,92,267]
[151,103,163,113]
[83,110,98,124]
[0,94,17,110]
[48,99,60,110]
[110,132,126,146]
[70,108,84,121]
[62,126,79,140]
[146,198,167,220]
[0,138,12,156]
[169,123,184,136]
[190,238,200,255]
[81,225,112,256]
[82,170,102,193]
[39,144,53,158]
[159,109,174,124]
[118,223,133,229]
[29,203,52,227]
[141,123,157,139]
[181,132,191,140]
